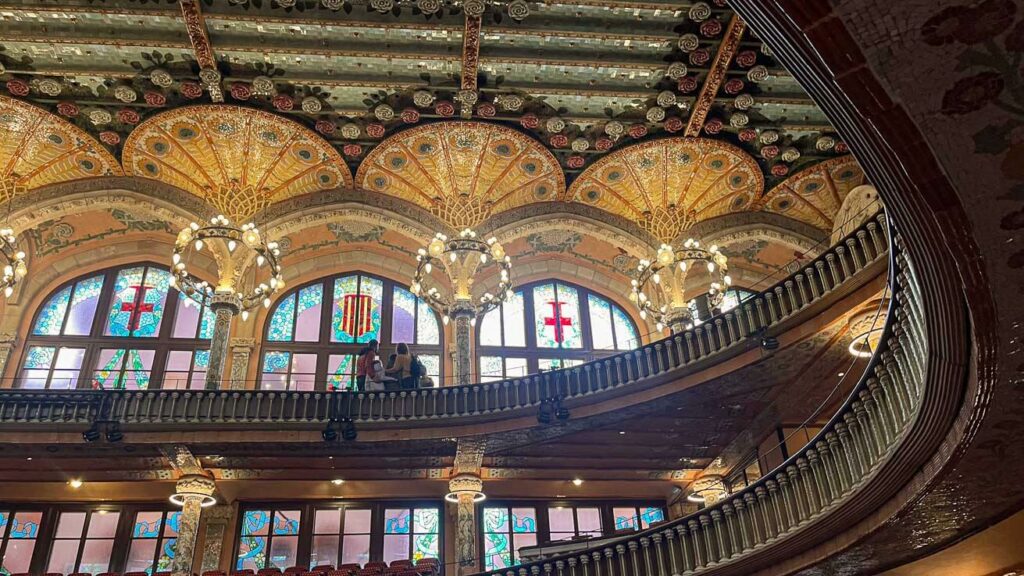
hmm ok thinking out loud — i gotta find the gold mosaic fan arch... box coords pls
[356,121,565,230]
[122,105,352,219]
[760,156,866,231]
[567,137,764,243]
[0,95,122,193]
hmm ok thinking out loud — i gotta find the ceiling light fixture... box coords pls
[68,478,83,489]
[572,478,584,487]
[331,478,345,485]
[630,238,730,334]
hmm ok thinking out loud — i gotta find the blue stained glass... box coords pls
[533,284,581,349]
[263,352,290,373]
[327,355,354,391]
[65,275,104,336]
[417,299,439,345]
[160,538,177,568]
[242,511,270,536]
[0,511,8,536]
[23,346,55,369]
[273,512,300,535]
[10,514,38,538]
[33,285,72,335]
[92,349,126,389]
[268,294,296,342]
[166,512,182,536]
[640,507,664,527]
[133,516,162,538]
[194,350,210,369]
[612,307,639,350]
[384,509,411,534]
[511,510,536,533]
[105,267,171,338]
[199,306,215,339]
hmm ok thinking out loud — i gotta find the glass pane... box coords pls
[588,295,615,350]
[416,299,440,345]
[413,532,438,562]
[105,267,171,337]
[330,276,359,343]
[505,358,528,379]
[33,285,72,335]
[484,533,510,571]
[341,534,370,566]
[327,355,354,391]
[383,534,410,563]
[555,284,583,348]
[157,538,177,571]
[310,535,339,568]
[199,306,215,339]
[190,350,209,389]
[11,512,41,538]
[273,510,301,535]
[391,287,416,344]
[533,284,561,348]
[503,291,526,347]
[356,276,382,344]
[613,507,637,531]
[513,533,537,561]
[164,512,182,537]
[419,355,440,386]
[479,307,502,346]
[47,539,79,574]
[172,296,201,338]
[80,538,114,573]
[639,507,665,528]
[483,507,508,533]
[0,510,8,538]
[2,539,36,574]
[268,293,297,342]
[51,347,85,389]
[288,354,317,391]
[166,350,193,372]
[547,508,574,535]
[480,356,503,383]
[126,539,158,573]
[538,359,583,371]
[613,307,639,350]
[511,508,537,533]
[120,349,156,390]
[268,536,298,569]
[133,511,164,537]
[384,509,411,534]
[55,511,86,538]
[21,346,54,389]
[91,348,126,389]
[295,284,324,342]
[344,509,371,534]
[413,509,438,534]
[314,509,341,534]
[237,536,266,570]
[242,510,271,536]
[66,276,104,336]
[87,511,120,537]
[261,352,291,390]
[577,508,601,536]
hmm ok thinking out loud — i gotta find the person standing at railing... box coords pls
[387,343,417,390]
[355,339,379,392]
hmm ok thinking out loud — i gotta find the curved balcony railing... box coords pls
[473,227,924,576]
[0,213,889,428]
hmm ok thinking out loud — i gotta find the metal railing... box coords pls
[0,214,889,428]
[473,228,925,576]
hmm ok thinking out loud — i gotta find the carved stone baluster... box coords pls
[556,560,565,576]
[663,529,680,576]
[841,414,868,476]
[775,473,796,530]
[699,515,717,565]
[615,544,628,576]
[602,548,615,576]
[814,441,837,502]
[868,380,898,443]
[710,510,727,564]
[826,431,852,492]
[743,492,762,546]
[579,553,590,576]
[687,520,704,567]
[626,542,639,576]
[802,454,824,514]
[732,498,752,552]
[591,551,603,576]
[786,465,808,523]
[674,524,695,572]
[763,480,781,540]
[814,260,830,293]
[721,502,738,559]
[650,533,666,576]
[794,273,810,306]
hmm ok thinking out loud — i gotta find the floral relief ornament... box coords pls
[546,117,566,133]
[507,0,529,20]
[56,102,79,117]
[646,106,666,123]
[370,0,394,12]
[413,90,436,108]
[688,2,711,22]
[476,102,496,117]
[417,0,442,14]
[118,108,140,124]
[604,120,624,137]
[5,79,28,96]
[88,109,113,126]
[252,76,276,96]
[302,97,323,114]
[401,108,421,123]
[150,68,174,88]
[114,85,138,103]
[272,94,294,111]
[665,117,684,133]
[99,131,121,146]
[678,33,700,52]
[36,78,62,96]
[666,62,688,79]
[463,0,486,17]
[495,94,523,111]
[375,104,395,121]
[657,91,677,107]
[521,113,539,129]
[179,81,203,99]
[734,94,755,110]
[315,119,336,135]
[366,123,386,138]
[816,135,836,151]
[571,138,590,151]
[628,124,648,139]
[341,123,361,139]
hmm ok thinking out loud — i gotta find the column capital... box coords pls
[230,337,256,351]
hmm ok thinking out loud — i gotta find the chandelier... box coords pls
[411,229,512,323]
[0,178,27,298]
[630,238,731,333]
[411,228,512,386]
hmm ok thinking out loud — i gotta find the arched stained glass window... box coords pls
[260,272,442,391]
[18,264,214,390]
[477,280,640,381]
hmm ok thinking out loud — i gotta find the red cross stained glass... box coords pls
[121,285,155,333]
[544,300,573,344]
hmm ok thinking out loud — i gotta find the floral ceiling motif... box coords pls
[567,137,764,243]
[356,121,564,229]
[122,105,352,217]
[760,156,866,231]
[0,95,122,192]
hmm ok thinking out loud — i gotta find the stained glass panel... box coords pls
[503,291,526,347]
[533,284,559,349]
[480,356,504,383]
[588,295,615,350]
[294,284,324,342]
[92,349,155,390]
[419,354,440,386]
[484,533,510,571]
[32,285,71,336]
[612,307,639,350]
[613,507,638,531]
[479,306,502,346]
[416,299,439,345]
[330,276,360,343]
[639,507,664,528]
[104,267,171,337]
[355,276,382,344]
[268,293,296,342]
[199,306,215,339]
[391,287,416,344]
[327,354,355,391]
[384,509,411,534]
[20,346,54,389]
[66,276,104,336]
[413,508,439,561]
[511,508,537,533]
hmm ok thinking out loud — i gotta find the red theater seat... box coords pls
[202,571,228,576]
[389,561,413,569]
[284,568,304,576]
[364,563,387,572]
[231,571,255,576]
[310,566,334,574]
[338,565,361,573]
[257,569,283,576]
[327,571,352,576]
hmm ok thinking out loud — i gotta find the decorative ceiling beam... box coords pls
[459,14,482,118]
[685,15,746,137]
[161,445,205,475]
[178,0,223,102]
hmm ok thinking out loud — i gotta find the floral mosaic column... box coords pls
[170,474,217,576]
[200,505,234,571]
[452,303,475,386]
[447,473,484,575]
[205,293,240,390]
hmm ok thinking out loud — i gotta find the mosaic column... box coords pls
[170,474,217,576]
[452,303,475,386]
[447,473,484,575]
[229,338,255,391]
[200,505,234,571]
[205,293,240,390]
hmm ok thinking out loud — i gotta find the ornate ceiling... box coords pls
[122,105,351,219]
[0,95,121,192]
[357,121,563,228]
